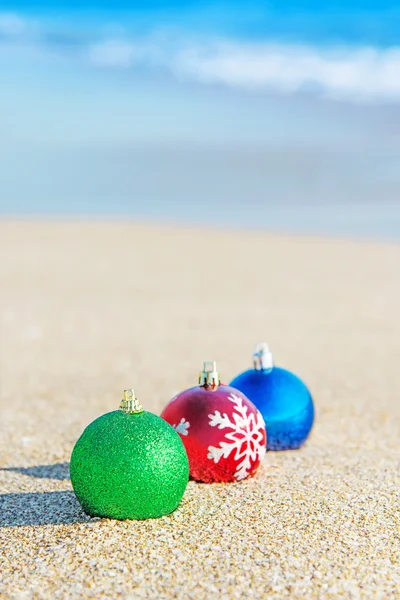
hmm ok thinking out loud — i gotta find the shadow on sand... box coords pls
[0,490,95,527]
[0,463,71,481]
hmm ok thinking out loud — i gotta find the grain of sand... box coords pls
[0,220,399,599]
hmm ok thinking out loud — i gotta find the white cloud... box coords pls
[172,42,400,102]
[85,36,400,103]
[87,40,137,68]
[0,12,27,36]
[86,35,170,69]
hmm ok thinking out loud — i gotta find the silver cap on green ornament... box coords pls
[119,389,144,414]
[198,361,221,389]
[253,343,274,372]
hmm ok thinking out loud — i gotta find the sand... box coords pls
[0,219,399,599]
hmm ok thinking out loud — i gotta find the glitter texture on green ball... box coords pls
[70,389,189,520]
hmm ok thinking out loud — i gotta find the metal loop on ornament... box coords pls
[253,343,274,372]
[120,389,144,414]
[198,361,221,388]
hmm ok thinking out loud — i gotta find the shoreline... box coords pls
[1,212,399,245]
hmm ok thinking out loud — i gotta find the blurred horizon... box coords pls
[1,1,400,240]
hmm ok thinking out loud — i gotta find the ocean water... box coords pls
[4,201,399,243]
[136,201,400,242]
[1,143,399,242]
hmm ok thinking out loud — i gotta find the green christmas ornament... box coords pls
[70,389,189,520]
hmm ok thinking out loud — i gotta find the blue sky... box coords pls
[3,0,400,44]
[1,1,400,235]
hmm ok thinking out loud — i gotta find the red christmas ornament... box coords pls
[161,362,267,483]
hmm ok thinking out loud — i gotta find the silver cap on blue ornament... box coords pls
[252,343,274,372]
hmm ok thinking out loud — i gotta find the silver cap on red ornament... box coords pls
[198,361,221,388]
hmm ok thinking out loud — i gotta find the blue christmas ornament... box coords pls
[230,343,314,451]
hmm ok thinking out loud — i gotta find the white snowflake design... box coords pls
[172,417,190,436]
[207,394,266,480]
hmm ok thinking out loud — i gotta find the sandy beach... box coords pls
[0,219,399,599]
